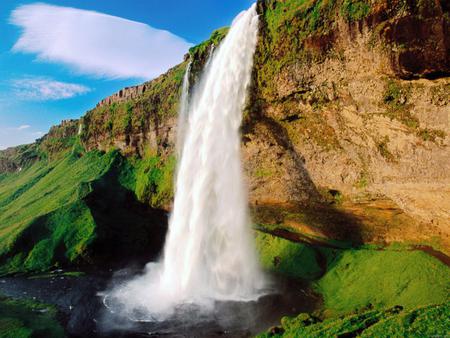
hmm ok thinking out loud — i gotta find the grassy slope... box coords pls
[256,231,449,336]
[258,302,450,338]
[256,232,449,315]
[0,148,113,274]
[0,145,172,275]
[0,295,64,338]
[316,248,449,316]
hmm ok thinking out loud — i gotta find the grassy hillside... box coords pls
[256,232,449,315]
[257,302,450,338]
[0,142,173,275]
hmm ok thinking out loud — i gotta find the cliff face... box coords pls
[243,0,449,249]
[1,0,449,257]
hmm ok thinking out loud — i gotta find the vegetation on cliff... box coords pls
[0,144,169,275]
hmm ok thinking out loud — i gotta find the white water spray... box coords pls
[109,4,266,320]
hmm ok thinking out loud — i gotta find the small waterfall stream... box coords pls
[109,3,266,321]
[176,60,191,156]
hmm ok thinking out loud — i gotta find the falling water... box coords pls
[109,3,266,320]
[176,60,191,156]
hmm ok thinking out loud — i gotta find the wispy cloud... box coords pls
[11,77,90,101]
[10,3,192,79]
[4,125,31,131]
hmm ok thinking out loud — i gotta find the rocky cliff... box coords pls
[0,0,449,274]
[245,0,450,250]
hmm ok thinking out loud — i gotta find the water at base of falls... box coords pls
[106,3,269,322]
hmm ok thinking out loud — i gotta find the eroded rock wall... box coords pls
[243,0,449,249]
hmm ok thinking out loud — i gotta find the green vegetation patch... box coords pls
[382,79,419,129]
[316,248,450,316]
[255,231,450,317]
[0,150,115,273]
[0,147,170,275]
[135,154,176,208]
[257,302,450,337]
[189,27,229,57]
[256,232,323,280]
[340,0,370,21]
[0,295,64,338]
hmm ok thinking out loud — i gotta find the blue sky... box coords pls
[0,0,254,149]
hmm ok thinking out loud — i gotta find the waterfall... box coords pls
[176,60,191,156]
[109,3,266,320]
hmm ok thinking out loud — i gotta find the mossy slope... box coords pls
[258,302,450,338]
[0,147,170,275]
[256,232,450,316]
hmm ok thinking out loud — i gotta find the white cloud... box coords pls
[17,125,31,130]
[11,77,90,100]
[10,3,192,79]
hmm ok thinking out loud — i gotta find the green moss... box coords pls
[255,168,274,178]
[320,188,344,204]
[0,295,64,338]
[417,128,446,143]
[255,232,323,280]
[255,231,449,318]
[382,79,419,129]
[315,248,450,316]
[189,27,229,57]
[355,170,369,189]
[362,302,450,337]
[257,302,450,338]
[0,148,169,275]
[340,0,370,21]
[135,154,176,208]
[256,231,449,336]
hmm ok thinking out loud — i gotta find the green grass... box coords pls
[257,302,450,337]
[256,232,449,337]
[0,295,64,338]
[189,27,229,57]
[255,232,450,317]
[0,147,170,275]
[256,232,323,280]
[0,150,114,273]
[316,248,450,316]
[416,128,446,142]
[135,154,176,208]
